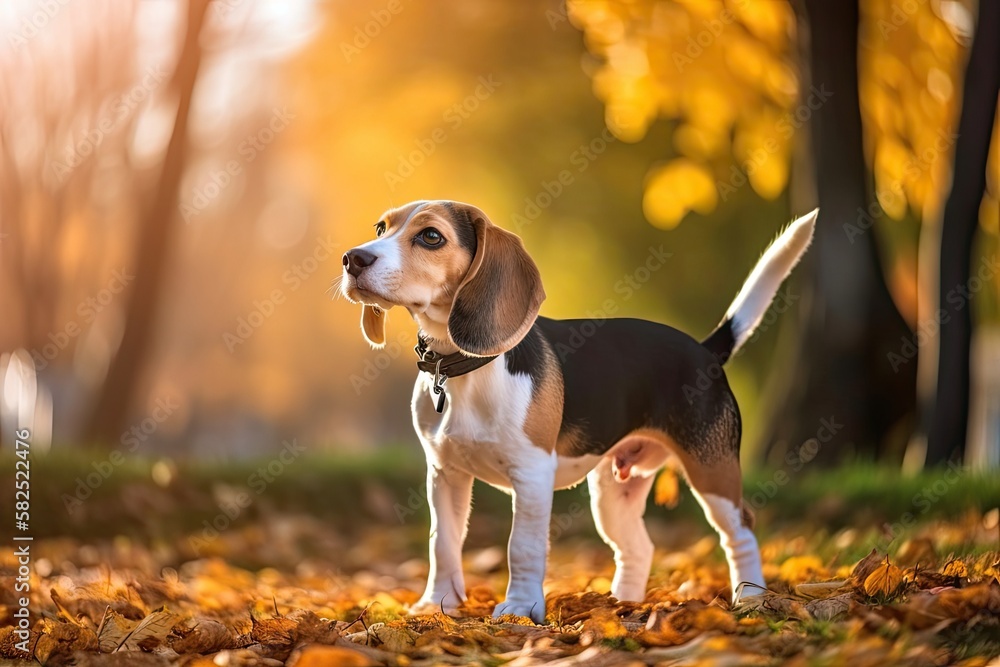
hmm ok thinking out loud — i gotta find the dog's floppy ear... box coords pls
[448,206,545,356]
[361,304,388,348]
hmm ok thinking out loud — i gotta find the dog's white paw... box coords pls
[610,583,646,603]
[492,596,546,624]
[410,573,466,617]
[409,596,462,616]
[409,582,466,616]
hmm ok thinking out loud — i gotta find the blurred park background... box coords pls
[0,0,997,476]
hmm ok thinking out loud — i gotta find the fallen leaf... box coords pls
[72,651,175,666]
[168,617,233,654]
[370,622,418,652]
[459,585,498,617]
[412,626,475,656]
[779,556,825,583]
[548,591,618,624]
[33,618,99,663]
[731,591,770,614]
[910,566,956,590]
[805,594,852,621]
[851,549,883,590]
[0,626,35,659]
[250,615,298,646]
[863,556,904,599]
[96,607,137,653]
[288,644,378,667]
[642,634,711,661]
[654,467,680,508]
[579,607,627,644]
[899,591,953,629]
[641,608,685,647]
[794,580,849,599]
[930,583,1000,620]
[50,588,83,626]
[941,558,968,578]
[118,608,178,652]
[983,558,1000,585]
[642,600,737,647]
[290,610,341,645]
[762,595,812,621]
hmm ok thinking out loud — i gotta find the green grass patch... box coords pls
[2,448,997,543]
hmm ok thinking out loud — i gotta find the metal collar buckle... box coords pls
[431,358,448,414]
[414,334,497,414]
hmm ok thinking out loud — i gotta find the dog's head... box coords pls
[340,200,545,357]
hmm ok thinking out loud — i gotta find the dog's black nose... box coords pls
[343,249,377,277]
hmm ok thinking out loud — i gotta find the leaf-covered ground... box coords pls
[1,458,999,665]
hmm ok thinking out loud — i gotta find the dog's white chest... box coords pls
[412,357,545,489]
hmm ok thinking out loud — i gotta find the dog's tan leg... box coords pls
[588,457,656,602]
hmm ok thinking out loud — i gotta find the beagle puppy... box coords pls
[340,200,817,622]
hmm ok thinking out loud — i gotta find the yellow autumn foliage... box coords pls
[571,0,999,232]
[653,466,681,508]
[644,158,717,229]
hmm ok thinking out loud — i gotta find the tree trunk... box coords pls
[924,0,1000,465]
[82,0,210,445]
[761,0,916,466]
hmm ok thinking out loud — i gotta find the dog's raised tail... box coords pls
[702,209,818,364]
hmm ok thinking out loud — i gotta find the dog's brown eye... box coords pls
[374,221,387,237]
[419,228,443,247]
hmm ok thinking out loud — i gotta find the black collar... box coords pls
[414,336,498,378]
[414,336,499,413]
